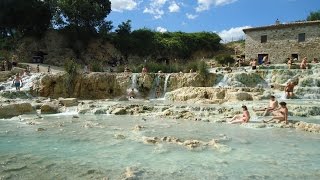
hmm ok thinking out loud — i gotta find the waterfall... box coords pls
[131,73,138,90]
[216,74,229,87]
[163,74,171,95]
[127,73,139,98]
[0,73,42,92]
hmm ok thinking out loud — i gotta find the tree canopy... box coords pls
[0,0,53,38]
[56,0,111,29]
[307,10,320,21]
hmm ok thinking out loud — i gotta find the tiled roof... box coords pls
[243,20,320,33]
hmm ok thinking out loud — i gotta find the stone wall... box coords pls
[244,22,320,63]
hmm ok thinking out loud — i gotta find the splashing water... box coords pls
[163,74,171,96]
[0,73,43,92]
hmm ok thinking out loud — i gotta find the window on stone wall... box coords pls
[261,35,267,43]
[298,33,305,42]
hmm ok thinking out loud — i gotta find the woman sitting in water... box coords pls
[263,102,288,124]
[228,105,250,124]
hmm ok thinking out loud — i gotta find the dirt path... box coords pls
[21,63,64,74]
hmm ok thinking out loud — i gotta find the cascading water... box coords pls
[215,73,230,87]
[149,75,161,99]
[126,73,140,98]
[163,74,171,96]
[0,73,42,92]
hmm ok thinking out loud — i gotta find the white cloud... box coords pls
[196,0,238,12]
[156,26,168,33]
[186,13,198,20]
[111,0,139,12]
[168,1,180,12]
[143,0,168,19]
[218,26,251,43]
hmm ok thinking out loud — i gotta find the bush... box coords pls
[215,55,235,65]
[197,60,209,80]
[90,61,104,72]
[64,58,80,75]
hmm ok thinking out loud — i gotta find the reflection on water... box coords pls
[1,112,320,179]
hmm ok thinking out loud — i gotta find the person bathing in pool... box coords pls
[263,102,288,124]
[228,105,250,124]
[253,95,278,116]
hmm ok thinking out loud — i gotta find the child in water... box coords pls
[13,74,23,91]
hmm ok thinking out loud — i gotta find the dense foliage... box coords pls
[0,0,221,62]
[112,24,221,61]
[307,10,320,21]
[0,0,53,38]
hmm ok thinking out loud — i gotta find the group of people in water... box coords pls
[228,95,288,124]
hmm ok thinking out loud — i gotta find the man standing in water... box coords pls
[13,74,23,91]
[228,105,250,124]
[263,102,288,124]
[253,95,278,116]
[285,81,296,98]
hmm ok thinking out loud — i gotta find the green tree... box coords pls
[307,10,320,21]
[56,0,111,29]
[113,20,133,62]
[0,0,53,38]
[115,20,132,35]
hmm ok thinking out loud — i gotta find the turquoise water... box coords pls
[1,113,320,179]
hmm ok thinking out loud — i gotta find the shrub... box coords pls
[197,60,209,80]
[64,58,79,75]
[90,61,104,72]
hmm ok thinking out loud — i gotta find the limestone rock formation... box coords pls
[0,102,34,118]
[41,102,60,114]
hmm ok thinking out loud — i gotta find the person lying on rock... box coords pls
[228,105,250,124]
[253,95,278,116]
[263,102,288,124]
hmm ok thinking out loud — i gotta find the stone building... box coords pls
[243,20,320,64]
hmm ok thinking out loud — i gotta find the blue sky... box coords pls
[108,0,320,42]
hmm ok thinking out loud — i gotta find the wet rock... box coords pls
[256,124,267,128]
[41,102,59,114]
[114,134,126,139]
[143,137,159,144]
[295,121,320,133]
[1,91,31,99]
[0,102,34,118]
[58,98,78,107]
[72,115,79,118]
[94,109,107,114]
[176,110,194,119]
[133,125,145,131]
[183,140,201,149]
[161,136,182,143]
[37,127,46,132]
[111,108,127,115]
[227,92,253,101]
